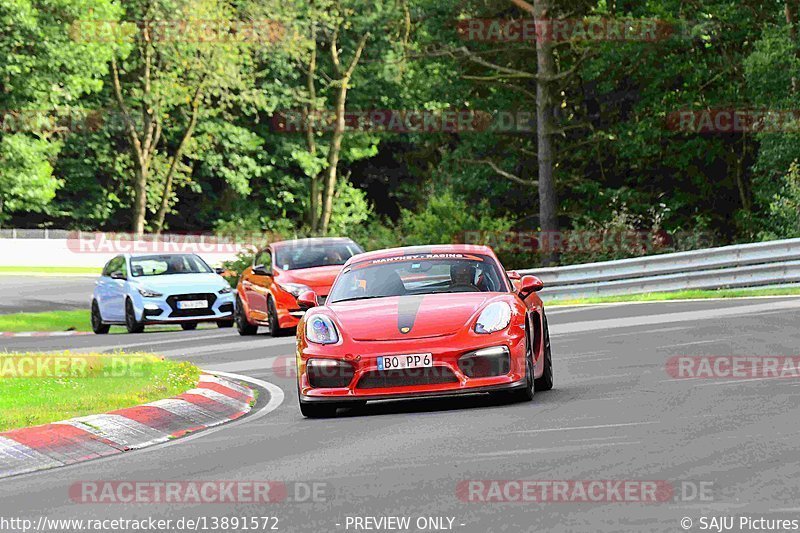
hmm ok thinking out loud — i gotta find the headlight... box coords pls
[474,302,512,334]
[277,282,312,298]
[218,287,233,294]
[305,314,339,344]
[138,288,163,298]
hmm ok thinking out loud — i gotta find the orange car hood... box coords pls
[278,265,343,295]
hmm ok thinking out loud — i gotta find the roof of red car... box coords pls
[346,244,497,266]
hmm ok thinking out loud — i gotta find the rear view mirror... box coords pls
[214,267,226,275]
[252,264,272,277]
[297,290,319,310]
[110,271,126,280]
[518,275,544,297]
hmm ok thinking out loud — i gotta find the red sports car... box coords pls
[294,244,553,418]
[235,237,363,336]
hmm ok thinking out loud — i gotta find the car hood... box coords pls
[278,265,344,295]
[131,273,228,293]
[328,292,502,341]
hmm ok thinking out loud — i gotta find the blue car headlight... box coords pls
[305,314,339,345]
[474,302,512,334]
[138,287,163,298]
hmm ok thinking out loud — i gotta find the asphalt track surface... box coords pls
[2,296,800,532]
[0,275,95,314]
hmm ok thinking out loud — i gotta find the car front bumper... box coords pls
[133,292,236,324]
[298,331,528,402]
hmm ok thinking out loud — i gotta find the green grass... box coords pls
[0,352,200,432]
[0,310,91,332]
[0,266,101,275]
[549,287,800,306]
[0,310,220,333]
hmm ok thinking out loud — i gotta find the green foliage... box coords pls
[328,180,372,236]
[0,0,122,223]
[760,161,800,239]
[0,135,61,223]
[5,0,800,268]
[397,190,512,246]
[744,24,800,239]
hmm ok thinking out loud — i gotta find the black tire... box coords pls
[534,314,554,392]
[236,296,258,336]
[91,301,110,335]
[299,401,338,418]
[509,321,535,402]
[267,297,291,337]
[181,323,198,331]
[217,320,234,328]
[125,299,145,334]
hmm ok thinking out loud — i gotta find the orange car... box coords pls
[235,237,364,336]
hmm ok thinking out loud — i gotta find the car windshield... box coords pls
[328,253,509,303]
[274,242,363,271]
[129,254,212,277]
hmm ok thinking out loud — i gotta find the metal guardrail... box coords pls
[5,229,800,299]
[519,238,800,300]
[0,229,72,239]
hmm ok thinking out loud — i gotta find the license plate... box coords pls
[377,353,433,371]
[177,300,208,310]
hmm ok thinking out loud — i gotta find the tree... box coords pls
[0,136,59,226]
[104,0,273,233]
[0,0,121,225]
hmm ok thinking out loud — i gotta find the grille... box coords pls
[307,361,355,388]
[458,351,510,378]
[167,293,217,317]
[356,367,459,390]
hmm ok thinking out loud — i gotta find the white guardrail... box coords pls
[0,230,244,268]
[520,238,800,300]
[3,230,800,298]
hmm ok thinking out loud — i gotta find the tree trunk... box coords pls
[112,48,162,235]
[306,33,321,231]
[316,31,369,235]
[533,0,559,265]
[786,0,799,92]
[318,82,348,234]
[734,139,751,212]
[152,124,197,234]
[153,87,204,234]
[132,165,148,235]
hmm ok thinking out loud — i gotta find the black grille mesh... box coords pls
[356,368,459,389]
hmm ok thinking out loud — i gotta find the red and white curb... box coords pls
[0,373,255,479]
[0,331,92,338]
